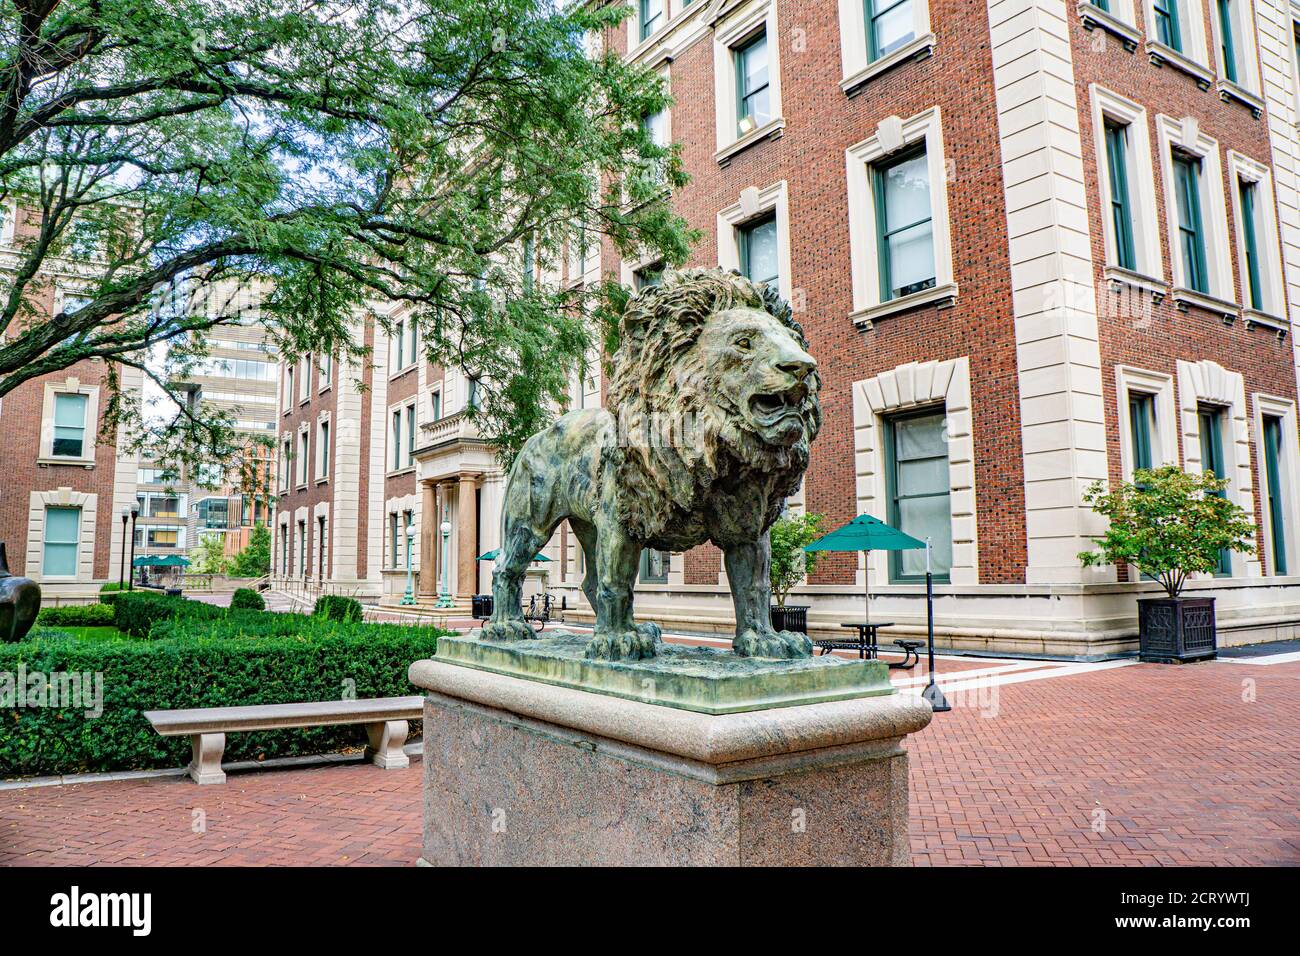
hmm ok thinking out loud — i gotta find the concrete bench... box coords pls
[144,696,423,784]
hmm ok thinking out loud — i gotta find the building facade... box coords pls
[277,0,1300,654]
[0,199,142,600]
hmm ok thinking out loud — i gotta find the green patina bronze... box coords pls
[481,269,823,662]
[437,633,893,714]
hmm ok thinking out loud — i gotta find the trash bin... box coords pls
[770,605,809,633]
[472,594,494,620]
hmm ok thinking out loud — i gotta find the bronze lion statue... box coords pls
[480,268,821,660]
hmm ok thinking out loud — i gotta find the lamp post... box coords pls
[401,522,416,606]
[119,507,130,589]
[127,505,139,591]
[920,537,951,713]
[435,506,454,609]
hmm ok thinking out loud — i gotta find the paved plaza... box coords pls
[2,641,1296,867]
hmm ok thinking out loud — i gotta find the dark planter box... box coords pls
[770,605,809,634]
[472,594,494,620]
[1137,596,1217,663]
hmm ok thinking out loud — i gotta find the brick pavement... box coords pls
[1,657,1296,866]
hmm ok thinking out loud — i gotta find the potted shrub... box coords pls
[768,513,825,634]
[1079,466,1255,663]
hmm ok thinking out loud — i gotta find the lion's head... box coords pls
[607,269,822,542]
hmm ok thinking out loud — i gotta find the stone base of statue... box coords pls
[408,633,932,866]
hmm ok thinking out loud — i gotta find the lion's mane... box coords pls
[605,269,821,543]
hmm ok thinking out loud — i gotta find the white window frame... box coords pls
[1115,366,1179,481]
[845,107,956,327]
[1254,393,1300,577]
[1155,115,1235,310]
[837,0,934,94]
[297,426,310,487]
[1226,151,1286,322]
[712,0,784,163]
[316,413,331,481]
[0,197,15,245]
[1144,0,1213,83]
[1208,0,1263,101]
[27,489,97,583]
[318,352,332,391]
[1176,358,1259,578]
[716,180,792,302]
[429,384,443,422]
[297,355,309,403]
[39,378,99,465]
[1090,86,1164,284]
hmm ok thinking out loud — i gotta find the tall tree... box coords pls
[0,0,691,469]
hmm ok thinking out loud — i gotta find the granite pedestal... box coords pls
[409,634,932,866]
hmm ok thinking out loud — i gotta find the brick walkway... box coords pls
[1,656,1296,866]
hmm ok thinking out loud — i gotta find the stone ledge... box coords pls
[408,658,932,766]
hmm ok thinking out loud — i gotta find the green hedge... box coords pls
[36,603,116,627]
[230,588,265,611]
[314,595,363,622]
[0,618,444,777]
[112,591,228,638]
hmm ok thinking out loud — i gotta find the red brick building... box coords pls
[0,200,142,600]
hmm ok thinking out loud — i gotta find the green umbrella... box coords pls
[156,555,190,567]
[805,513,924,626]
[476,549,551,562]
[132,555,161,567]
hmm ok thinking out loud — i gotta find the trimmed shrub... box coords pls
[112,591,227,638]
[314,595,363,622]
[230,588,266,612]
[0,619,445,777]
[36,603,117,628]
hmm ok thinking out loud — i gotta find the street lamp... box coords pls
[435,506,454,609]
[119,507,130,589]
[127,505,139,591]
[401,522,416,606]
[920,537,951,713]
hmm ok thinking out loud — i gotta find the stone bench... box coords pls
[144,696,422,784]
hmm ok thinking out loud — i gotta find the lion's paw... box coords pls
[584,628,659,661]
[479,618,537,643]
[732,628,813,660]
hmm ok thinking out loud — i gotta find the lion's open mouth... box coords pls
[749,392,801,427]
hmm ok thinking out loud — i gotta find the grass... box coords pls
[60,626,130,643]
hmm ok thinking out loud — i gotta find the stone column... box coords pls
[419,481,437,601]
[456,474,478,599]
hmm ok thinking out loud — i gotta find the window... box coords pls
[392,319,406,371]
[875,146,936,301]
[0,199,13,244]
[468,377,481,409]
[1198,404,1232,575]
[148,528,179,549]
[1154,0,1183,52]
[885,409,951,581]
[866,0,914,61]
[402,510,414,568]
[281,438,292,491]
[738,214,778,287]
[149,496,180,518]
[318,420,330,478]
[642,108,670,184]
[1263,415,1288,575]
[389,513,400,569]
[523,235,535,294]
[1104,122,1137,271]
[298,519,307,576]
[1129,393,1156,471]
[298,430,309,485]
[734,32,771,136]
[405,405,416,467]
[318,515,328,579]
[406,320,417,368]
[639,0,663,41]
[1173,153,1208,294]
[430,388,442,422]
[1216,0,1238,83]
[297,357,309,400]
[639,549,670,584]
[285,365,294,409]
[51,392,88,457]
[391,409,402,470]
[1238,178,1263,311]
[634,263,664,291]
[42,507,80,577]
[320,353,332,387]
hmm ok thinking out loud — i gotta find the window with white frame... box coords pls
[284,364,294,411]
[319,353,332,388]
[837,0,934,92]
[317,419,330,479]
[391,408,403,471]
[281,437,292,491]
[430,386,442,422]
[1256,395,1300,577]
[713,0,783,158]
[1228,153,1284,319]
[51,392,88,458]
[1115,367,1178,480]
[1156,116,1232,306]
[0,198,14,244]
[717,181,792,300]
[642,100,671,186]
[391,318,407,372]
[1145,0,1212,76]
[297,428,309,485]
[298,356,309,401]
[1090,87,1162,280]
[845,108,955,325]
[1211,0,1261,95]
[405,404,416,468]
[639,0,664,41]
[42,506,81,577]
